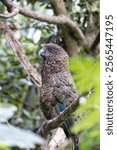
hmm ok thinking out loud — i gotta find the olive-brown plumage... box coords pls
[39,43,79,150]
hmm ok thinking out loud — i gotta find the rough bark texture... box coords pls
[51,0,80,56]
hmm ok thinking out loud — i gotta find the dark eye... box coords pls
[48,48,58,55]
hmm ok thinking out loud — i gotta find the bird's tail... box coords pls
[63,127,79,150]
[55,102,79,150]
[71,134,79,150]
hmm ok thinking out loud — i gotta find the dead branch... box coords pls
[0,22,42,87]
[48,128,66,150]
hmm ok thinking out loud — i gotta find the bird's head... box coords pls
[38,43,68,60]
[38,43,69,72]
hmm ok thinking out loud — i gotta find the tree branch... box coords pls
[38,96,80,138]
[0,0,87,48]
[38,89,92,138]
[90,31,100,53]
[48,128,67,150]
[0,7,19,19]
[0,22,42,88]
[0,12,17,19]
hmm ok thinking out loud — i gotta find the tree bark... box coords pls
[51,0,80,56]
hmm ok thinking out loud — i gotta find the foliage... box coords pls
[0,103,17,122]
[0,104,44,150]
[70,56,100,150]
[0,123,44,149]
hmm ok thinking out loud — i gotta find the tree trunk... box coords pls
[51,0,79,56]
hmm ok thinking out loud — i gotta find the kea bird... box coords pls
[38,43,79,150]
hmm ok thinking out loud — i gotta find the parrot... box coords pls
[38,43,79,150]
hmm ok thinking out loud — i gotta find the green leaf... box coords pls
[0,124,44,149]
[70,55,100,150]
[0,104,17,122]
[72,109,99,133]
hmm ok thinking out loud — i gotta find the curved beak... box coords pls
[38,48,45,57]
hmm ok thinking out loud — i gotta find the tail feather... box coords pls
[55,102,79,150]
[71,134,79,150]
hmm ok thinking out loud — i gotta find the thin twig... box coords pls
[0,8,19,19]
